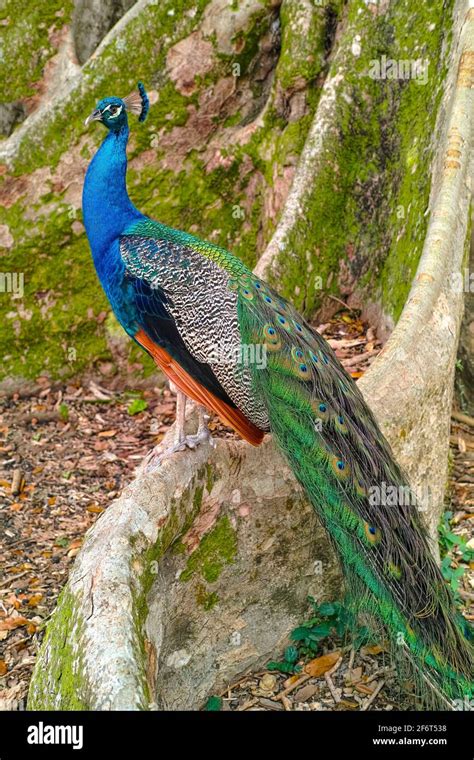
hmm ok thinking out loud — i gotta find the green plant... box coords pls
[58,403,69,422]
[204,695,222,711]
[291,599,370,656]
[439,510,474,601]
[267,599,370,674]
[267,645,301,675]
[127,398,148,416]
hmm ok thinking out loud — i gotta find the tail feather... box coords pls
[267,379,473,706]
[235,271,474,709]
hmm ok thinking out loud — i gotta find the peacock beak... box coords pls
[84,108,102,127]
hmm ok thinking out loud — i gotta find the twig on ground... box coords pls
[276,673,311,700]
[325,672,340,704]
[452,411,474,428]
[361,680,385,711]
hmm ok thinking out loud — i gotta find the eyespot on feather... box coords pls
[311,399,330,421]
[291,346,305,362]
[354,477,367,497]
[240,286,254,300]
[263,323,278,341]
[262,324,281,350]
[276,314,291,331]
[295,362,310,379]
[334,413,348,434]
[364,522,381,544]
[330,455,350,479]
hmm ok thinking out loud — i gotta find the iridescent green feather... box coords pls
[235,270,474,709]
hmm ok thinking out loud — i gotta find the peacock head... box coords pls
[84,82,149,132]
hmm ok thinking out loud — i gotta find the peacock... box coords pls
[82,83,473,710]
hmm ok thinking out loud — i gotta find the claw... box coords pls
[142,393,215,471]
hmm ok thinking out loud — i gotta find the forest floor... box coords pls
[0,311,473,712]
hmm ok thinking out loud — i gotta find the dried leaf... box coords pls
[355,682,375,695]
[5,594,21,610]
[0,616,29,631]
[27,594,43,608]
[304,650,340,678]
[86,504,104,514]
[361,644,385,656]
[259,674,277,693]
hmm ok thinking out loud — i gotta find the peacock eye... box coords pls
[109,106,118,115]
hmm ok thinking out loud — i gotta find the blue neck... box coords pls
[82,124,143,258]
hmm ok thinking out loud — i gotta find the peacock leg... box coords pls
[143,392,214,471]
[173,389,187,446]
[181,405,215,449]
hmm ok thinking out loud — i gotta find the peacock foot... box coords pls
[142,405,215,471]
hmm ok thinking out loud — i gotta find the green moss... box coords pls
[28,587,87,710]
[0,0,329,381]
[1,0,74,102]
[131,466,210,642]
[220,3,277,80]
[275,0,335,90]
[196,583,219,610]
[205,464,215,495]
[0,200,113,380]
[269,0,454,322]
[180,515,237,583]
[9,0,211,175]
[193,484,204,510]
[27,465,219,710]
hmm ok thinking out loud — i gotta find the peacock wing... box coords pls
[118,224,265,444]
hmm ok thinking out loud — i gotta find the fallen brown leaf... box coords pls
[98,429,117,438]
[361,644,385,656]
[304,650,341,678]
[0,616,29,631]
[27,594,43,608]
